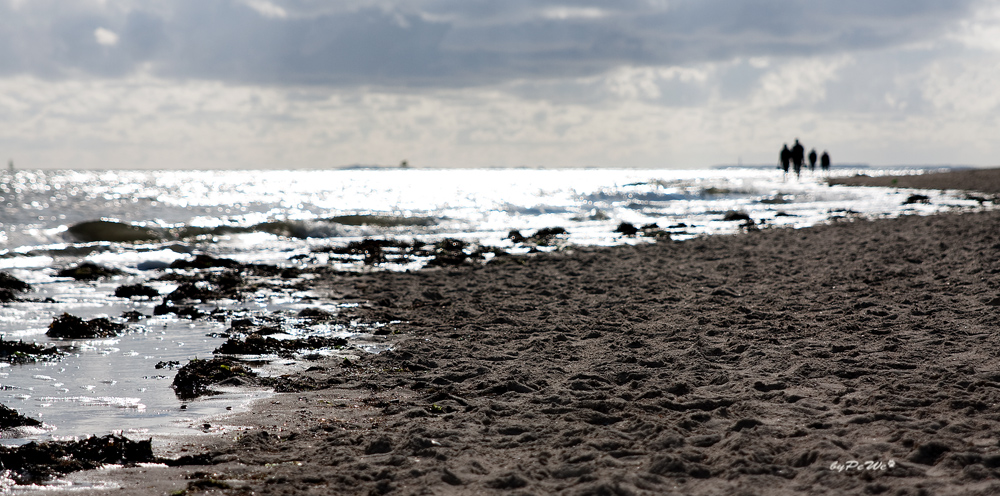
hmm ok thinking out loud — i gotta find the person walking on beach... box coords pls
[779,144,791,178]
[791,139,804,179]
[808,149,817,173]
[820,150,830,173]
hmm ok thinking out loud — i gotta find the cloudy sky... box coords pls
[1,0,998,169]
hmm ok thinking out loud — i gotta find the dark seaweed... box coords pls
[114,284,160,299]
[169,254,243,270]
[214,333,348,356]
[0,272,32,302]
[0,403,42,429]
[171,357,259,399]
[0,434,155,484]
[56,262,124,281]
[0,336,61,364]
[46,313,126,339]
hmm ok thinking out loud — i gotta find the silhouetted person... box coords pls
[791,139,804,179]
[820,151,830,172]
[779,144,791,176]
[808,149,817,172]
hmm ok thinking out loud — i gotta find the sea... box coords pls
[0,166,989,449]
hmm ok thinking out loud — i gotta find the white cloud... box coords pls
[540,7,610,20]
[1,1,999,169]
[603,66,710,101]
[752,56,851,108]
[242,0,288,19]
[0,0,984,87]
[2,62,997,171]
[950,3,1000,51]
[922,57,1000,114]
[94,27,119,46]
[605,68,666,100]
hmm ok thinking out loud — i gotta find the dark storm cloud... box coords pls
[0,0,983,87]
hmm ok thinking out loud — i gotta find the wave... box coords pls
[66,221,165,243]
[64,215,439,243]
[325,215,436,227]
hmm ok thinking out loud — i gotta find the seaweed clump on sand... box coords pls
[614,222,640,236]
[612,222,671,239]
[0,403,42,429]
[152,303,205,320]
[0,336,61,364]
[423,238,507,267]
[316,238,420,265]
[722,210,752,222]
[506,227,569,247]
[0,434,155,485]
[168,254,243,270]
[214,333,348,357]
[528,227,568,244]
[172,357,260,399]
[296,307,337,321]
[313,237,509,267]
[0,272,32,302]
[424,238,474,267]
[167,253,295,279]
[45,313,127,339]
[114,284,160,299]
[164,281,228,302]
[158,265,253,303]
[56,262,124,281]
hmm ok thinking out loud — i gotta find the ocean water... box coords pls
[0,167,989,446]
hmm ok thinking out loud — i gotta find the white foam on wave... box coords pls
[33,396,146,411]
[84,249,188,272]
[0,423,56,439]
[0,256,57,271]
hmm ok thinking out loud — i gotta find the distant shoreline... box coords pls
[1,164,990,172]
[827,166,1000,194]
[711,163,975,171]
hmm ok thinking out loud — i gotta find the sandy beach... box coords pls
[31,168,1000,495]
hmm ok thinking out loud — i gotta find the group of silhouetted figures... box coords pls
[780,139,829,179]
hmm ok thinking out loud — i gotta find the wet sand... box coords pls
[36,168,1000,495]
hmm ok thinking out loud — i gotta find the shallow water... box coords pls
[0,274,394,446]
[2,167,979,253]
[0,167,991,445]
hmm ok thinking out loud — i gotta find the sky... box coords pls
[1,0,999,169]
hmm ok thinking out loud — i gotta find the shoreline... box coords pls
[24,168,1000,494]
